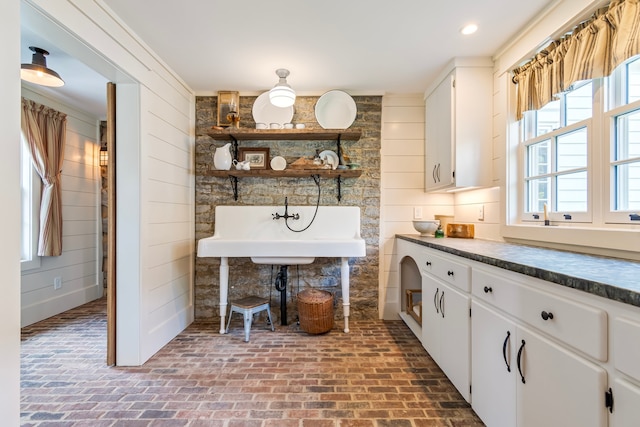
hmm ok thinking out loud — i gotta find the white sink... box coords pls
[197,205,366,334]
[197,205,366,262]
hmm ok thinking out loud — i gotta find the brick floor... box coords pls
[21,298,484,426]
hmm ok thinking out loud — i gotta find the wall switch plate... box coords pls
[478,205,485,221]
[414,206,423,219]
[54,276,62,290]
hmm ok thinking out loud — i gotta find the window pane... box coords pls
[566,82,592,124]
[527,140,550,177]
[556,171,588,212]
[627,57,640,103]
[616,109,640,161]
[557,128,588,171]
[615,161,640,210]
[526,177,549,212]
[536,100,560,136]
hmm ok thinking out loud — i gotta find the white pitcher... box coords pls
[213,142,232,170]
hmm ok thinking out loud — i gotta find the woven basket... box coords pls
[298,288,334,334]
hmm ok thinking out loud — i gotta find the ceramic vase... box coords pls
[213,142,232,170]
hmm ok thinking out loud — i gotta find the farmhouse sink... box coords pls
[197,205,366,261]
[196,205,366,333]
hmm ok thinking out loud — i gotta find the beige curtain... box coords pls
[21,98,67,256]
[513,0,640,120]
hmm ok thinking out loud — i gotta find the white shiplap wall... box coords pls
[20,87,103,327]
[379,94,454,320]
[0,0,21,422]
[27,0,196,365]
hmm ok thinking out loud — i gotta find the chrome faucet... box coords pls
[272,197,299,220]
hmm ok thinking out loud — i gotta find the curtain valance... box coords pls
[512,0,640,120]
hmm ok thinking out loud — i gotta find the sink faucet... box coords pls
[273,197,299,220]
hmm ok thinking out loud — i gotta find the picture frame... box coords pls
[217,91,240,127]
[238,147,270,170]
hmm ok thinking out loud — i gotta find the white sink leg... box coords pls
[219,257,229,334]
[341,257,350,333]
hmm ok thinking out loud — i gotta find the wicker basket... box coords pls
[297,288,334,334]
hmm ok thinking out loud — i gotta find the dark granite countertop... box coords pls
[397,234,640,309]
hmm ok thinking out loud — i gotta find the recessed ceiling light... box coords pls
[461,24,478,35]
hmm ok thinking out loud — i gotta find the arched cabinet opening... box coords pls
[399,255,422,336]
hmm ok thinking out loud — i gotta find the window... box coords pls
[605,56,640,223]
[21,134,40,270]
[518,56,640,226]
[520,82,592,223]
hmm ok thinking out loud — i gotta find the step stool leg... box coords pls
[243,309,253,342]
[266,307,275,332]
[225,307,234,334]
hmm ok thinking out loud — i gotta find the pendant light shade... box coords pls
[268,68,296,108]
[21,46,64,88]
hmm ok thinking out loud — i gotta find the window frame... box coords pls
[603,99,640,224]
[518,88,595,224]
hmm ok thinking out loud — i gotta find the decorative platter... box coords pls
[314,90,357,129]
[252,91,294,126]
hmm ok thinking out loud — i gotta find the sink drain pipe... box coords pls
[274,265,289,325]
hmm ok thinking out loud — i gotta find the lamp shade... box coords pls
[268,68,295,108]
[21,47,64,88]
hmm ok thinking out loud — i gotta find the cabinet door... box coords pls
[425,74,454,191]
[439,282,471,402]
[471,301,517,427]
[517,326,608,427]
[610,378,640,427]
[421,273,441,360]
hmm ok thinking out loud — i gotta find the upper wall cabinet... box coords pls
[424,58,493,192]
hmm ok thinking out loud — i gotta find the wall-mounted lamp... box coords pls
[269,68,296,108]
[100,146,108,166]
[21,46,65,87]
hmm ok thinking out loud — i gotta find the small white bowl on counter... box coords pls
[412,220,439,236]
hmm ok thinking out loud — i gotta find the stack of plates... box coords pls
[314,90,357,129]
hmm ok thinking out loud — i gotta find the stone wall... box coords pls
[195,95,381,324]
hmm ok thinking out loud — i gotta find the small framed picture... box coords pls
[217,91,240,127]
[239,147,270,170]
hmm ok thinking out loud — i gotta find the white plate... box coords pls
[314,90,357,129]
[252,92,294,126]
[319,150,339,170]
[270,156,287,171]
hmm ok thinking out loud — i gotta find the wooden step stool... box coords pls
[226,296,275,342]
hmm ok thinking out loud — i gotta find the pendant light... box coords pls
[21,46,65,88]
[268,68,296,108]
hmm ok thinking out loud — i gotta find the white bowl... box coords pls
[413,220,439,236]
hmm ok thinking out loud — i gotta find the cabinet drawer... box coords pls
[473,268,607,361]
[420,249,470,292]
[613,316,640,382]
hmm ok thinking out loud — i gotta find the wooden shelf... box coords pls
[202,128,362,201]
[205,128,361,141]
[203,169,362,178]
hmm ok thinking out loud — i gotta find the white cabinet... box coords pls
[472,300,608,427]
[396,237,640,427]
[420,249,471,402]
[611,316,640,427]
[517,324,608,427]
[471,301,517,427]
[424,57,493,192]
[610,379,640,427]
